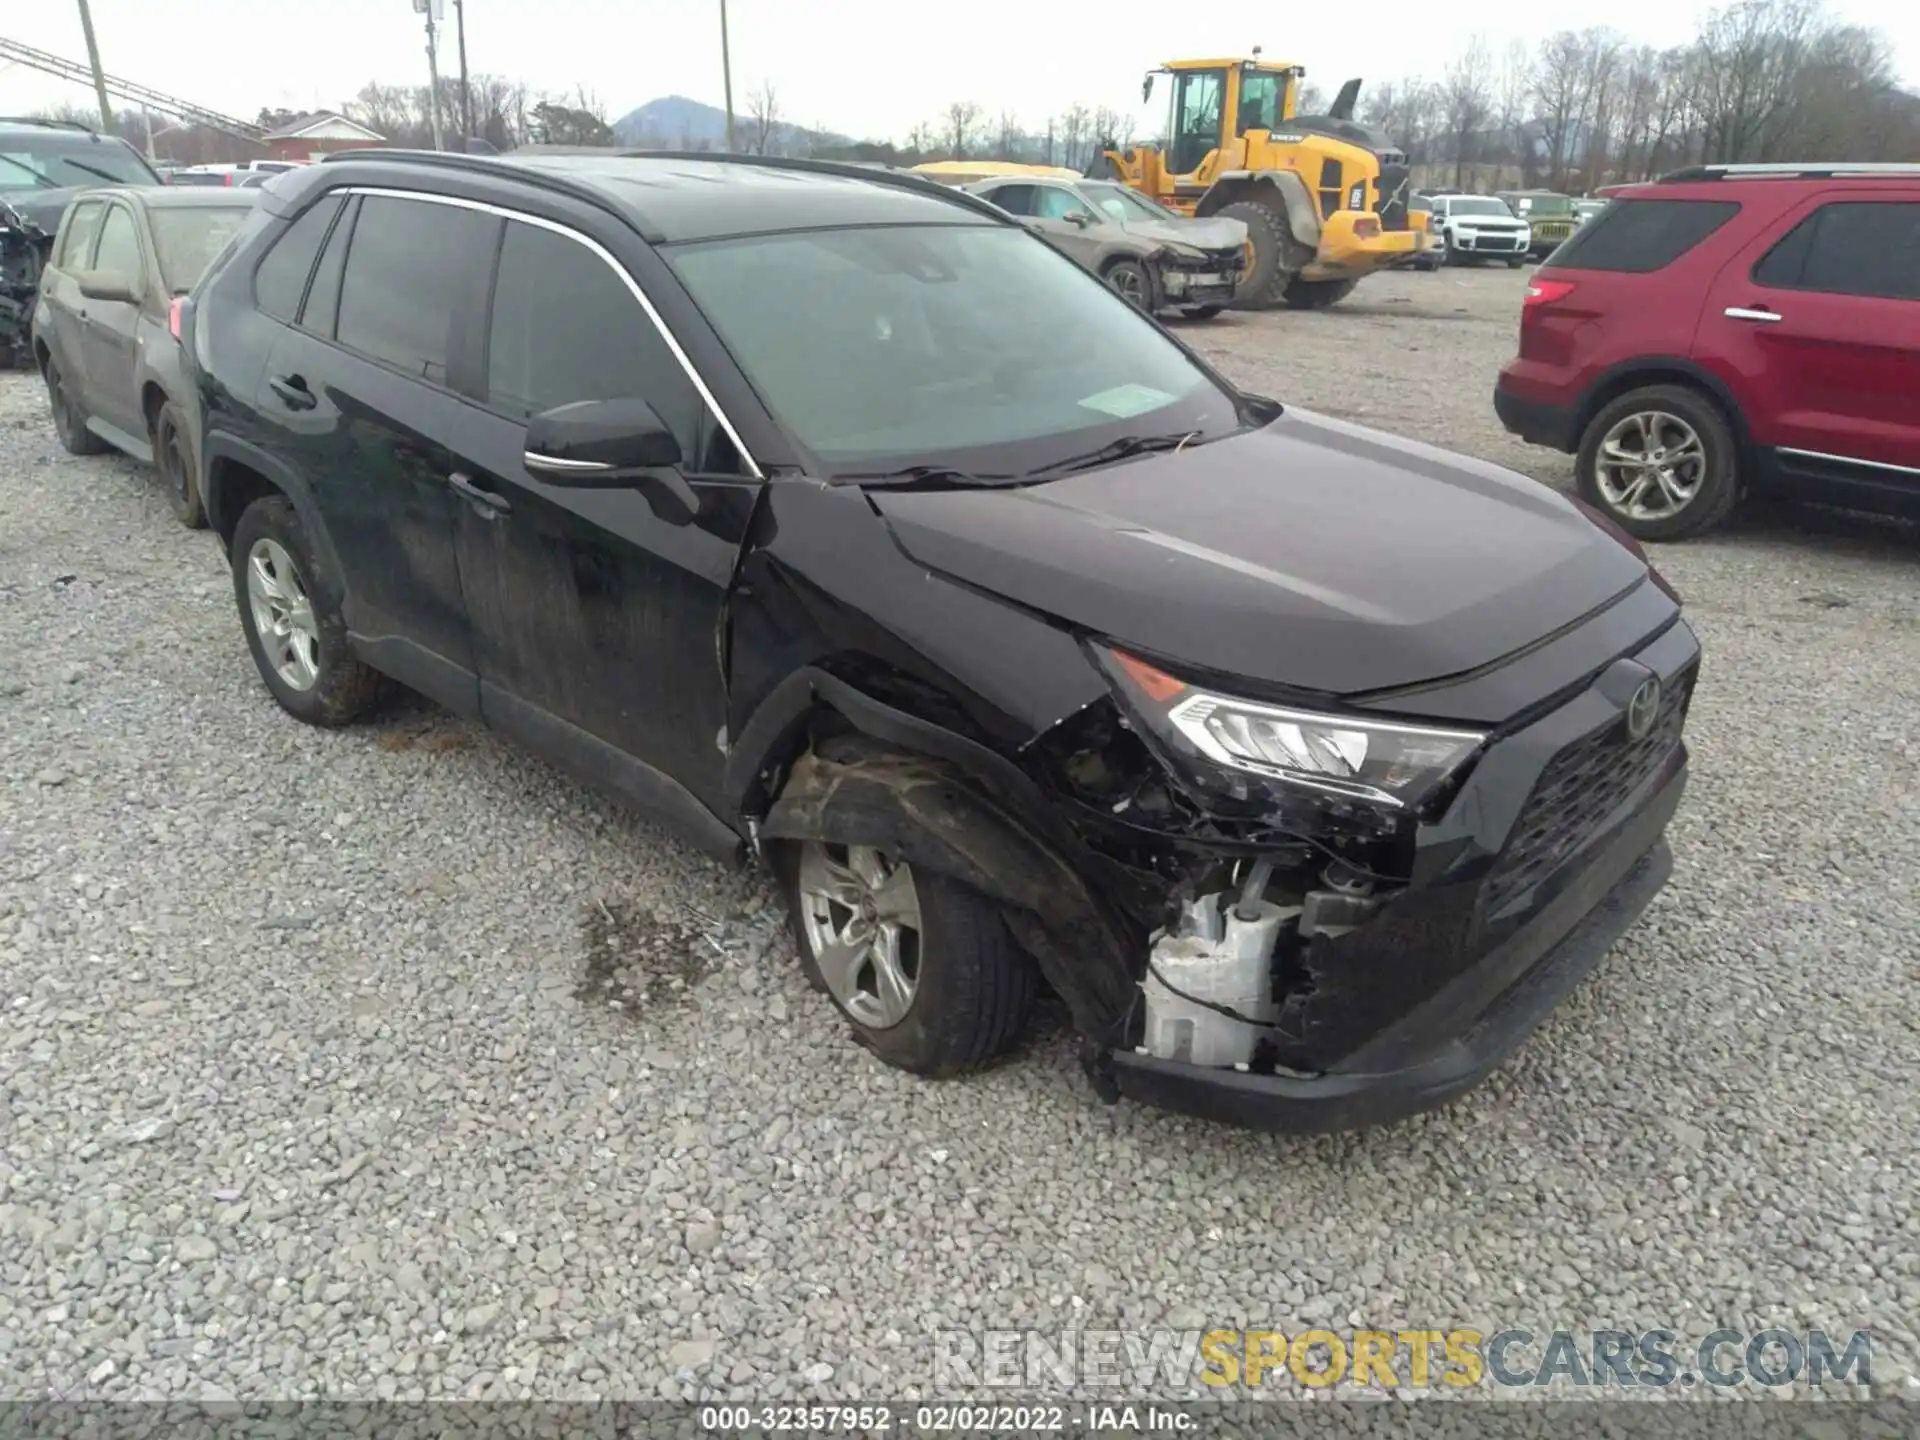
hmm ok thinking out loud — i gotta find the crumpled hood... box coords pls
[2,188,81,242]
[1125,215,1247,253]
[868,407,1651,701]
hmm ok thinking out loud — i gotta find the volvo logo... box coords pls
[1625,676,1662,741]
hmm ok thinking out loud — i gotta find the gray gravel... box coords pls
[2,267,1918,1405]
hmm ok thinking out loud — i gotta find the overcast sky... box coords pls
[3,0,1915,141]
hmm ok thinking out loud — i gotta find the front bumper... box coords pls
[1451,230,1531,255]
[1108,621,1697,1133]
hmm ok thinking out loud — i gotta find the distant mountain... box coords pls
[611,94,844,153]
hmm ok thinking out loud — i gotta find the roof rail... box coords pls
[318,145,1015,231]
[0,115,94,133]
[1658,162,1920,182]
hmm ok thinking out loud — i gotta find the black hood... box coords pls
[868,407,1650,704]
[2,187,82,240]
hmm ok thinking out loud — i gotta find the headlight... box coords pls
[1099,647,1486,812]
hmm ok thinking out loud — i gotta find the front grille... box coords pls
[1483,668,1694,914]
[1376,162,1411,231]
[1195,248,1245,275]
[1531,221,1575,242]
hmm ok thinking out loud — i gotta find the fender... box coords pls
[1575,355,1756,451]
[201,430,350,589]
[1197,170,1322,250]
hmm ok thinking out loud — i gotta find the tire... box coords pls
[45,356,108,456]
[153,400,206,530]
[1441,233,1459,266]
[779,838,1036,1078]
[1183,304,1224,319]
[1506,256,1526,268]
[1218,197,1295,309]
[1575,385,1741,542]
[1102,258,1155,311]
[230,495,386,725]
[1281,277,1359,310]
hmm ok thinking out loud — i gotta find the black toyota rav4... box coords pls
[183,149,1697,1132]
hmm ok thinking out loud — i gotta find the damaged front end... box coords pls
[0,199,51,371]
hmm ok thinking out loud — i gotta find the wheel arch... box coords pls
[1195,170,1321,249]
[202,433,351,591]
[1574,357,1754,459]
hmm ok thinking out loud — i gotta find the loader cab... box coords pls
[1144,58,1305,178]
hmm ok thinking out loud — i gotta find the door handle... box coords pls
[448,470,511,516]
[268,374,317,410]
[1723,306,1782,323]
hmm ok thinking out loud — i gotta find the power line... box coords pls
[0,36,266,139]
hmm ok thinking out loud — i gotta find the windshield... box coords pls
[665,224,1240,476]
[0,142,157,194]
[1449,197,1515,218]
[1514,194,1574,215]
[148,205,252,291]
[1082,182,1179,225]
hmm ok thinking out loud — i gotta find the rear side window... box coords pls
[253,193,344,322]
[1752,201,1920,302]
[57,200,105,268]
[336,195,497,387]
[1547,199,1740,273]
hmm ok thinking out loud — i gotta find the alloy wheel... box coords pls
[1107,265,1147,308]
[245,538,321,692]
[1594,410,1706,521]
[795,841,923,1030]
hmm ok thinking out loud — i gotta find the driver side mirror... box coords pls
[522,397,699,522]
[1064,210,1095,228]
[76,270,140,305]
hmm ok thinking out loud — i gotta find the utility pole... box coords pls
[416,0,446,151]
[719,0,736,152]
[73,0,114,132]
[453,0,473,146]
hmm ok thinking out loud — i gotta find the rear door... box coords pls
[252,190,499,714]
[1696,193,1920,494]
[75,199,149,435]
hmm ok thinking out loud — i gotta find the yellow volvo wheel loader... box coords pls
[1093,54,1427,310]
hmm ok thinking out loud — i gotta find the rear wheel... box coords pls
[45,357,108,456]
[153,400,206,529]
[1218,198,1296,310]
[1282,277,1359,310]
[780,839,1036,1078]
[1576,385,1741,541]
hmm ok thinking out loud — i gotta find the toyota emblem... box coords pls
[1625,676,1662,741]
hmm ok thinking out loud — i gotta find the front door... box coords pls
[252,191,498,715]
[1696,193,1920,496]
[76,199,146,436]
[446,214,761,815]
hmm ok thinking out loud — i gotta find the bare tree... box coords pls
[1294,81,1328,117]
[905,121,940,159]
[1442,36,1495,186]
[992,111,1021,160]
[747,81,782,155]
[944,100,981,159]
[1056,103,1090,169]
[1491,42,1533,182]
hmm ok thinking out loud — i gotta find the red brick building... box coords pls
[261,113,387,162]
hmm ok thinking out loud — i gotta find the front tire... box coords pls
[781,839,1035,1078]
[1102,258,1155,311]
[153,400,206,529]
[1218,198,1296,310]
[45,357,108,456]
[1183,303,1224,320]
[1281,277,1359,310]
[1576,385,1740,541]
[231,495,386,725]
[1506,256,1526,268]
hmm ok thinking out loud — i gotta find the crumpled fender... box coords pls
[758,738,1138,1040]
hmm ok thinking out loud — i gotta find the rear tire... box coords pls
[778,839,1036,1078]
[45,357,108,456]
[231,495,386,725]
[1282,277,1359,310]
[1218,198,1296,310]
[154,400,206,530]
[1575,384,1741,542]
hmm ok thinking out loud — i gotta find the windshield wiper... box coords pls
[836,463,1023,489]
[0,155,58,189]
[61,157,131,186]
[1026,430,1201,478]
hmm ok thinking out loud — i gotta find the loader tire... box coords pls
[1282,277,1360,310]
[1219,198,1296,311]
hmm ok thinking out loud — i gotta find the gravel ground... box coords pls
[2,266,1918,1407]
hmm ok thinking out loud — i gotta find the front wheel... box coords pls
[781,839,1035,1078]
[1506,256,1526,268]
[1281,277,1359,310]
[1183,304,1225,320]
[1576,385,1741,541]
[1103,258,1154,311]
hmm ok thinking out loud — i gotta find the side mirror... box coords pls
[1142,73,1155,103]
[1065,210,1095,228]
[523,397,698,521]
[76,270,140,305]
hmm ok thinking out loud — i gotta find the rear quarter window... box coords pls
[1546,198,1741,273]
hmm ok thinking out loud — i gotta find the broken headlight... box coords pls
[1098,647,1486,812]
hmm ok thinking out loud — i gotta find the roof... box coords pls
[77,185,261,210]
[261,111,384,142]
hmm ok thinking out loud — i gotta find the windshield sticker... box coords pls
[1079,384,1176,419]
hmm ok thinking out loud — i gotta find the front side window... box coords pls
[1548,198,1740,273]
[665,223,1241,475]
[57,200,105,268]
[1753,201,1920,302]
[1168,70,1225,175]
[148,206,254,292]
[335,195,495,386]
[1031,186,1086,221]
[91,205,142,284]
[486,219,733,471]
[253,193,343,323]
[1237,73,1282,133]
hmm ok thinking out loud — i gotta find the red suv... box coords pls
[1495,164,1920,540]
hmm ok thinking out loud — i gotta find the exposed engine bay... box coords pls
[0,198,51,371]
